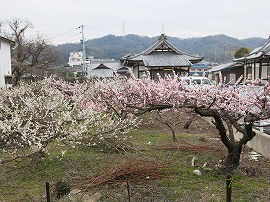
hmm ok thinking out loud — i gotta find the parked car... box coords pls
[181,76,212,85]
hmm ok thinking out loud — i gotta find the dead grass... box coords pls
[156,141,224,153]
[74,157,170,189]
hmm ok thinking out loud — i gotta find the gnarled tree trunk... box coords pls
[195,107,256,171]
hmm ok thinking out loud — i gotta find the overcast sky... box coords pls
[1,0,269,45]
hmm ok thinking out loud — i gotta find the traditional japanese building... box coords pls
[208,62,244,84]
[234,36,270,84]
[120,34,203,79]
[88,60,121,78]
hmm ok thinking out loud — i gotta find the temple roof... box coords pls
[208,62,243,72]
[122,34,203,67]
[90,60,121,70]
[234,37,270,61]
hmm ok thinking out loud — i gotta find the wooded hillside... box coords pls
[56,34,266,65]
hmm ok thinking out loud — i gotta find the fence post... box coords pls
[226,174,232,202]
[46,182,51,202]
[125,174,131,202]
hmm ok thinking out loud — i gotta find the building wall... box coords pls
[222,67,244,84]
[89,69,114,78]
[234,130,270,159]
[68,51,83,67]
[0,39,12,86]
[204,117,270,159]
[244,59,270,84]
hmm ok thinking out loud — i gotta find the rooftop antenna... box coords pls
[161,22,165,34]
[78,25,87,76]
[122,21,126,40]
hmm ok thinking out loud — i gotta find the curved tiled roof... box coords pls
[234,37,270,61]
[123,34,203,66]
[208,62,243,72]
[132,52,192,67]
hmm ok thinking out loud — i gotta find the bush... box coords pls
[54,180,71,199]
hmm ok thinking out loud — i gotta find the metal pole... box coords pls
[79,25,87,76]
[46,182,51,202]
[126,175,131,202]
[226,174,232,202]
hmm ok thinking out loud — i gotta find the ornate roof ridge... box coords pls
[138,34,202,60]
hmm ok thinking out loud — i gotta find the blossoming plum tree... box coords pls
[0,79,137,162]
[65,72,270,170]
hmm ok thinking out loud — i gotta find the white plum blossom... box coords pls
[0,79,138,160]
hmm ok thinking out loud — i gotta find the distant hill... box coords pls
[56,34,267,65]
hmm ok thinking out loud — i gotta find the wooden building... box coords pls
[208,62,244,84]
[120,34,203,79]
[234,36,270,84]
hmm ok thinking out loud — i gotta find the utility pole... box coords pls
[78,25,87,76]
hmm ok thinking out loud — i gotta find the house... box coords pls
[68,51,93,75]
[68,51,85,67]
[120,34,203,79]
[190,61,215,77]
[208,62,244,84]
[88,60,121,78]
[0,36,13,86]
[234,36,270,84]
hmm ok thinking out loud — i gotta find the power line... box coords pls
[47,28,78,40]
[83,26,120,38]
[53,33,81,44]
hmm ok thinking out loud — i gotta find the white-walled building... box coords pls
[67,51,93,76]
[68,51,84,67]
[0,36,13,86]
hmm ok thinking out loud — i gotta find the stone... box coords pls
[193,169,202,176]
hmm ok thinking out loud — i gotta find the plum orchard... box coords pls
[60,73,270,170]
[0,79,137,162]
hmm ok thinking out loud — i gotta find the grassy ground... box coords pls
[0,121,270,201]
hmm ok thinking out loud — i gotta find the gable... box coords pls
[143,34,182,55]
[152,41,174,52]
[94,64,111,70]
